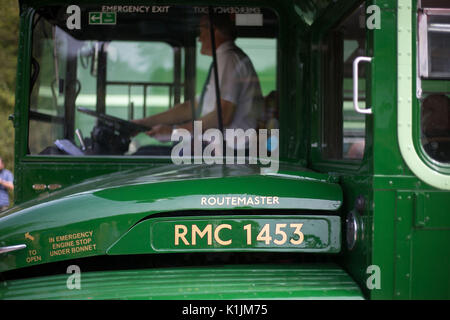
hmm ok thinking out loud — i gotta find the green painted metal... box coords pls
[1,0,449,300]
[307,0,450,300]
[394,191,450,299]
[107,215,341,254]
[0,264,364,300]
[0,164,343,272]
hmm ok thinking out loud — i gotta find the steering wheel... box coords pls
[77,107,151,136]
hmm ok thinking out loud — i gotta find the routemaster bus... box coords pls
[0,0,449,300]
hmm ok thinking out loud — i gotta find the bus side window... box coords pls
[421,94,450,163]
[417,2,450,163]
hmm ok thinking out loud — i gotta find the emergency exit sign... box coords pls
[89,12,117,25]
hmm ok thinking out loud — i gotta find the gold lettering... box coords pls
[290,223,304,245]
[174,225,189,246]
[192,224,212,245]
[214,224,232,246]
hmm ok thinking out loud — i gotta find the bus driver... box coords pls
[133,14,264,143]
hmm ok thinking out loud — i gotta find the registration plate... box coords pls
[149,216,340,253]
[107,215,341,255]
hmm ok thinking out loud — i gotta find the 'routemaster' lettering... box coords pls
[200,196,280,206]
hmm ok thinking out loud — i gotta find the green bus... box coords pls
[0,0,449,300]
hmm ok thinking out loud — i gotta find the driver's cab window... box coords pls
[28,6,279,157]
[74,40,179,154]
[29,20,67,155]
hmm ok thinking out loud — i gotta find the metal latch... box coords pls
[353,56,373,114]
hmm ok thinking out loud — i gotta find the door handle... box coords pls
[353,56,373,114]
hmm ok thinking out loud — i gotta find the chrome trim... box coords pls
[423,8,450,16]
[0,244,27,254]
[75,128,86,151]
[353,56,373,114]
[346,211,359,251]
[418,11,429,78]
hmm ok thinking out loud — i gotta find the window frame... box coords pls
[413,3,450,172]
[23,4,282,162]
[310,0,371,172]
[417,8,450,80]
[396,0,450,191]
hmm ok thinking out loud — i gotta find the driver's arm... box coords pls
[145,99,236,142]
[177,99,236,132]
[133,100,194,128]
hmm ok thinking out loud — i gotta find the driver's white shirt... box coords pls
[200,41,263,131]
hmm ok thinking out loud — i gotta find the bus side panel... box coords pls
[372,2,410,177]
[370,189,396,299]
[410,192,450,299]
[338,176,374,299]
[396,191,450,299]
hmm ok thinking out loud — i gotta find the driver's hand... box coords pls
[130,119,145,137]
[146,124,173,142]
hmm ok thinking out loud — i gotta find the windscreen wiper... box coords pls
[30,57,40,95]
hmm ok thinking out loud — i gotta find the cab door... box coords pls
[309,0,384,299]
[310,0,450,299]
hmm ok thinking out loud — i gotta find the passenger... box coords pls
[133,14,264,142]
[0,157,14,212]
[346,140,365,159]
